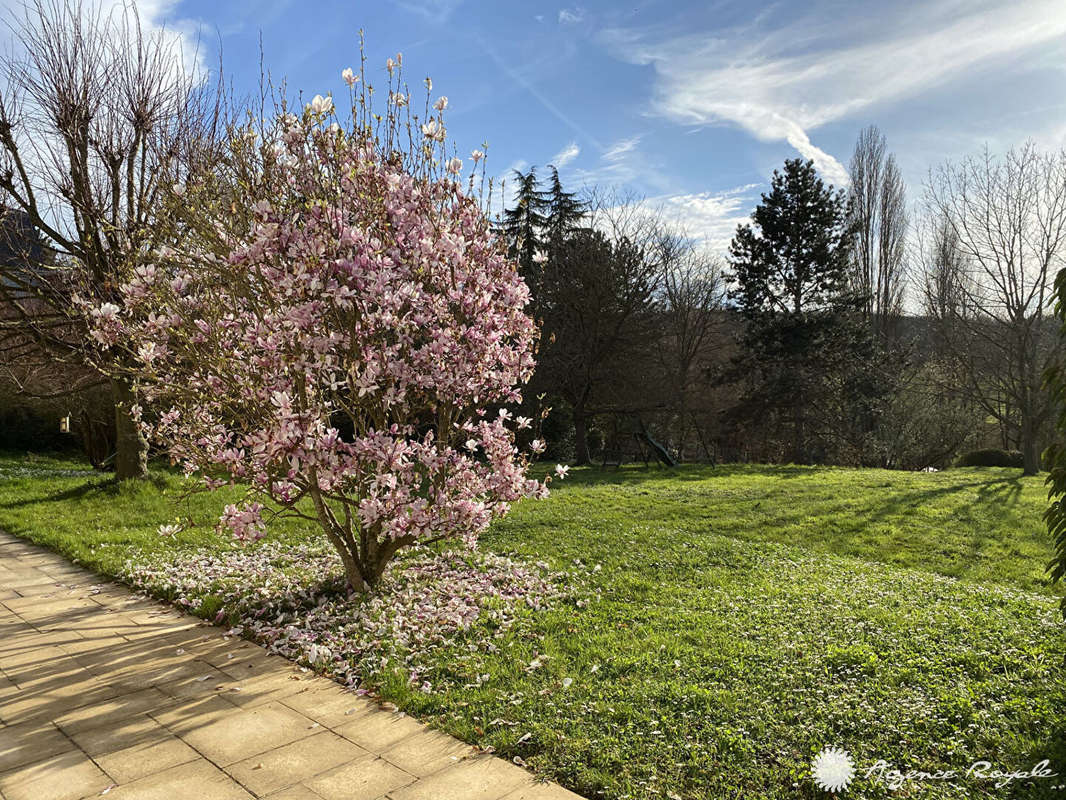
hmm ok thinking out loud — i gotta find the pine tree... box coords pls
[730,159,854,317]
[500,168,550,278]
[544,165,586,244]
[727,158,871,464]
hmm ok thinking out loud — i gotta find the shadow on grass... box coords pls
[976,474,1024,507]
[1019,708,1066,799]
[539,462,822,489]
[0,472,169,509]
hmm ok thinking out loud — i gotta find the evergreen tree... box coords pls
[544,165,587,244]
[499,168,551,329]
[500,168,550,277]
[727,158,872,463]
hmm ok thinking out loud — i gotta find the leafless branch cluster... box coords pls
[849,125,907,336]
[921,142,1066,473]
[0,0,228,475]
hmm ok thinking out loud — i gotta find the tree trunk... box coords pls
[111,377,147,480]
[791,403,806,465]
[1021,414,1041,476]
[675,367,689,463]
[573,406,590,466]
[364,535,410,590]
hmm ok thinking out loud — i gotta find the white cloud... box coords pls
[558,7,584,25]
[601,0,1066,187]
[568,134,675,195]
[653,185,760,256]
[603,136,641,162]
[550,141,580,168]
[0,0,206,76]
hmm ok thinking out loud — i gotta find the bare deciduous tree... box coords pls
[534,192,665,465]
[0,0,226,478]
[923,142,1066,475]
[655,230,725,461]
[849,125,908,339]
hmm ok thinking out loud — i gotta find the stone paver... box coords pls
[388,756,531,800]
[0,530,586,799]
[305,757,415,800]
[0,749,111,800]
[227,731,370,796]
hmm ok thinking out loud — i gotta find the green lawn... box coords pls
[1,455,1064,799]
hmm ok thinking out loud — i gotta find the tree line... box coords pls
[497,133,1066,477]
[0,5,1062,480]
[2,0,1066,612]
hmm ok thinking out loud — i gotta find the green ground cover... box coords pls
[1,455,1063,799]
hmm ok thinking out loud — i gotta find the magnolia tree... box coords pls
[90,55,559,592]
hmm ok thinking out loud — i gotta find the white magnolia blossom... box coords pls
[421,120,445,141]
[308,94,333,115]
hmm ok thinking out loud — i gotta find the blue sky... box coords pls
[22,0,1066,251]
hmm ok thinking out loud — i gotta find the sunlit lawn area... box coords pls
[1,454,1063,799]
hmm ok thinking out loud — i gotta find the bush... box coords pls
[92,56,555,593]
[954,448,1024,468]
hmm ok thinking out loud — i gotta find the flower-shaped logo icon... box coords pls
[812,745,856,793]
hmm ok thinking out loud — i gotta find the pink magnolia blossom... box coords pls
[96,61,551,592]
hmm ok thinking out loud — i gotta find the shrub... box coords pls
[89,54,561,591]
[954,448,1024,468]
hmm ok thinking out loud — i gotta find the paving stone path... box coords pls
[0,531,583,800]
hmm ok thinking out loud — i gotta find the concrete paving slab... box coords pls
[0,530,584,800]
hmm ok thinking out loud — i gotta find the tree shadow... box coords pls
[0,472,168,510]
[975,474,1024,508]
[545,462,820,489]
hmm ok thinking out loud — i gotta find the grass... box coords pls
[1,454,1064,799]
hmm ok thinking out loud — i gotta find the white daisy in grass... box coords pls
[812,745,855,793]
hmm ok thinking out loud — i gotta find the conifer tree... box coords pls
[500,168,550,276]
[544,165,587,244]
[727,158,871,463]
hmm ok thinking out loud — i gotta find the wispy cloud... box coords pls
[653,185,760,255]
[558,7,585,25]
[396,0,464,25]
[567,134,675,195]
[603,135,641,162]
[550,141,580,168]
[600,0,1066,186]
